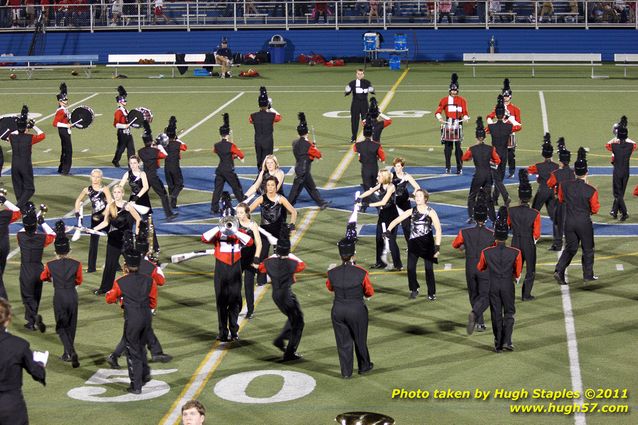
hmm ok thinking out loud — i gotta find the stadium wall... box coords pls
[1,29,637,63]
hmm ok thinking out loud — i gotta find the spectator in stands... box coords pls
[488,0,502,22]
[244,0,259,16]
[312,1,332,23]
[368,0,380,23]
[25,0,36,26]
[215,39,233,79]
[476,0,486,22]
[0,0,9,28]
[40,0,52,26]
[122,0,134,21]
[8,0,21,27]
[438,0,453,23]
[55,0,71,26]
[153,0,171,24]
[356,0,368,16]
[538,1,554,22]
[293,1,309,18]
[589,2,604,22]
[110,0,122,26]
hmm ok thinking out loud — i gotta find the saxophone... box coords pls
[148,213,160,263]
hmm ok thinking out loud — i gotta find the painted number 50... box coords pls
[67,368,177,402]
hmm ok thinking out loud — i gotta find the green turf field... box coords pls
[1,63,637,425]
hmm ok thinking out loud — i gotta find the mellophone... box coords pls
[440,119,464,143]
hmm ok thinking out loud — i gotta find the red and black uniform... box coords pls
[0,204,21,299]
[250,109,281,171]
[40,257,82,358]
[239,221,258,317]
[487,120,514,205]
[138,144,175,218]
[452,224,495,327]
[365,116,392,144]
[0,330,46,425]
[52,105,73,174]
[288,136,327,207]
[528,159,559,219]
[8,131,46,209]
[477,243,522,351]
[165,138,187,208]
[353,137,385,193]
[345,78,374,141]
[211,139,245,213]
[17,226,55,328]
[507,204,541,300]
[487,102,522,175]
[112,106,135,165]
[462,143,500,220]
[259,254,305,359]
[605,138,636,217]
[86,186,109,273]
[555,179,600,280]
[106,272,157,393]
[326,262,374,378]
[435,94,469,173]
[202,228,253,340]
[547,166,576,248]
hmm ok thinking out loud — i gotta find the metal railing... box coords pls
[0,1,635,32]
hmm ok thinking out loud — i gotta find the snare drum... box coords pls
[127,107,153,129]
[440,120,463,143]
[507,133,517,148]
[70,105,95,129]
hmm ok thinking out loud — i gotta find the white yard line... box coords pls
[179,92,245,139]
[35,93,100,123]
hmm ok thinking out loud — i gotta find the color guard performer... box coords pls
[259,227,306,362]
[112,85,135,168]
[244,154,286,199]
[487,96,517,206]
[507,170,541,301]
[345,68,374,143]
[250,86,281,172]
[391,157,420,242]
[0,192,21,299]
[528,133,558,226]
[546,138,575,251]
[435,73,469,174]
[8,106,46,209]
[487,79,522,178]
[353,119,386,210]
[163,116,187,209]
[326,232,374,378]
[211,113,245,215]
[453,189,494,333]
[74,170,112,273]
[52,82,73,175]
[287,113,330,209]
[606,116,635,221]
[471,207,522,352]
[554,148,600,284]
[40,221,82,368]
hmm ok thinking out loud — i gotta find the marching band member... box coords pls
[0,193,21,299]
[462,117,500,224]
[363,97,392,144]
[507,170,541,301]
[345,68,374,143]
[236,203,262,320]
[52,82,73,175]
[547,138,575,251]
[606,116,635,221]
[391,157,420,242]
[288,112,330,209]
[93,185,141,295]
[211,113,245,215]
[74,169,112,273]
[387,189,441,300]
[163,116,187,209]
[554,148,600,284]
[488,96,518,206]
[40,221,82,368]
[487,79,522,178]
[17,203,55,332]
[528,133,558,225]
[259,227,306,362]
[453,189,494,333]
[112,85,135,168]
[353,118,385,211]
[250,87,281,172]
[244,154,285,198]
[435,73,469,175]
[8,105,46,209]
[138,121,178,221]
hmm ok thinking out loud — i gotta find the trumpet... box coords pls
[218,215,239,236]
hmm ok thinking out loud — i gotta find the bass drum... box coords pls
[70,105,95,129]
[127,107,153,129]
[0,116,18,140]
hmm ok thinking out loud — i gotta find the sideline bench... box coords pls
[614,54,638,77]
[0,55,98,79]
[106,54,220,77]
[463,53,602,78]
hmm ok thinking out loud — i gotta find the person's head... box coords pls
[393,157,405,173]
[0,297,12,330]
[494,206,509,241]
[122,231,141,271]
[275,226,291,257]
[17,105,29,133]
[236,203,250,221]
[128,155,141,171]
[263,155,279,173]
[474,188,489,223]
[258,86,269,108]
[414,189,429,206]
[181,400,206,425]
[90,169,103,186]
[265,176,279,195]
[54,220,70,256]
[449,72,459,95]
[356,69,364,80]
[166,116,177,140]
[221,39,228,48]
[362,117,373,138]
[377,169,392,185]
[112,185,125,201]
[142,121,153,147]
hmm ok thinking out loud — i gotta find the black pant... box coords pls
[467,172,492,218]
[611,170,629,215]
[331,301,371,377]
[123,310,151,391]
[147,171,174,217]
[165,164,184,206]
[556,218,595,279]
[532,187,555,218]
[257,223,281,285]
[57,128,72,174]
[243,265,256,315]
[443,140,463,172]
[0,390,29,425]
[214,260,242,339]
[113,321,163,358]
[87,215,102,272]
[272,289,304,357]
[113,130,135,164]
[489,278,515,349]
[375,218,402,268]
[512,236,536,298]
[506,148,516,175]
[0,146,3,176]
[467,265,490,325]
[0,238,8,300]
[255,141,273,172]
[350,98,368,140]
[19,263,43,326]
[361,165,378,193]
[53,293,78,356]
[12,165,35,209]
[492,161,509,204]
[407,251,435,296]
[98,242,122,293]
[552,200,566,247]
[211,170,244,212]
[288,168,325,206]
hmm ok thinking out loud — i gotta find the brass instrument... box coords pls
[148,214,160,263]
[219,215,239,236]
[38,203,48,220]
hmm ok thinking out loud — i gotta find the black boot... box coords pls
[161,195,178,221]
